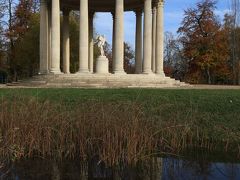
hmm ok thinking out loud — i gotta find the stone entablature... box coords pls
[39,0,165,76]
[59,0,161,12]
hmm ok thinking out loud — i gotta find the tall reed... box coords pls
[0,96,239,166]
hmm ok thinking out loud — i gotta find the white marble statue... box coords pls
[96,35,106,56]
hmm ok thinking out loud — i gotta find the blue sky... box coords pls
[94,0,231,47]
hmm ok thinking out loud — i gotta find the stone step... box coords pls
[13,74,191,88]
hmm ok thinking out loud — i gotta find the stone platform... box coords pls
[7,74,189,88]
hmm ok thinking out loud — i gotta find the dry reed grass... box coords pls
[0,96,239,166]
[0,97,157,166]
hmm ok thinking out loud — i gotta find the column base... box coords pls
[77,69,90,74]
[113,70,126,75]
[39,70,49,75]
[49,69,62,74]
[135,69,142,74]
[142,70,154,75]
[155,71,165,77]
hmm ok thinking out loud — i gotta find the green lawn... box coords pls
[1,88,239,115]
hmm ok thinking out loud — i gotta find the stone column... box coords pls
[78,0,89,73]
[48,4,52,72]
[50,0,61,74]
[111,12,115,72]
[135,10,143,74]
[89,12,94,73]
[155,0,165,76]
[152,6,157,73]
[113,0,125,74]
[143,0,152,74]
[63,9,70,74]
[39,0,48,74]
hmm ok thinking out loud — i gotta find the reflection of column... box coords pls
[143,0,152,74]
[63,9,70,74]
[78,0,89,73]
[48,4,52,72]
[156,157,163,180]
[135,10,143,74]
[152,6,157,73]
[50,0,61,74]
[156,1,165,76]
[52,161,61,180]
[89,12,94,73]
[113,0,125,74]
[39,0,48,74]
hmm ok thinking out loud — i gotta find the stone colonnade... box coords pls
[39,0,165,76]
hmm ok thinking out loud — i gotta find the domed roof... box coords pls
[60,0,161,12]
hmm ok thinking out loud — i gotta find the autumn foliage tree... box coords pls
[5,0,37,80]
[225,0,240,84]
[178,0,231,84]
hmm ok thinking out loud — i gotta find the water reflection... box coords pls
[163,158,240,180]
[0,157,239,180]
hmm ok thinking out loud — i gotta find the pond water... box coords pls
[1,157,240,180]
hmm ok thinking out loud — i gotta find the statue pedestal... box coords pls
[95,56,109,74]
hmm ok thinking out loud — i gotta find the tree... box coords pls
[227,0,240,84]
[124,42,134,73]
[178,0,231,84]
[223,14,240,84]
[164,32,188,81]
[0,3,4,69]
[14,14,39,77]
[68,12,80,73]
[4,0,39,80]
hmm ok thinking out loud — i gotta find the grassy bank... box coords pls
[0,89,240,164]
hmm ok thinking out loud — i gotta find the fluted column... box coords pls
[143,0,152,74]
[50,0,61,74]
[48,4,52,72]
[39,0,48,74]
[89,12,94,73]
[135,10,143,74]
[113,0,125,74]
[111,12,115,73]
[152,6,157,73]
[156,0,165,76]
[63,10,70,74]
[78,0,89,73]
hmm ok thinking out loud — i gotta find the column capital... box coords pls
[156,0,164,7]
